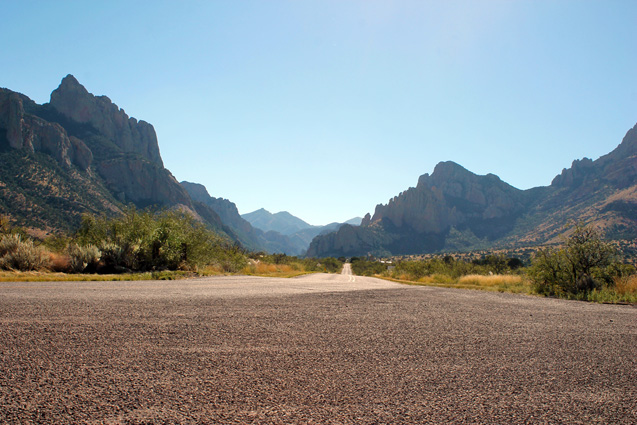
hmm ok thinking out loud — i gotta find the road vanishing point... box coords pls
[1,270,635,424]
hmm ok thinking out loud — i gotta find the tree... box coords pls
[530,224,616,296]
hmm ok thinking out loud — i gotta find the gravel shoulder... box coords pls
[1,274,635,424]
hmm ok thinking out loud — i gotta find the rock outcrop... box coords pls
[50,75,163,166]
[370,161,527,238]
[1,76,196,232]
[0,89,91,170]
[97,158,190,206]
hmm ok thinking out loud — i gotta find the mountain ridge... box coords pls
[0,76,289,253]
[307,125,637,257]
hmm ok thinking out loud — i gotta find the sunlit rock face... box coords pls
[370,161,527,237]
[50,74,163,167]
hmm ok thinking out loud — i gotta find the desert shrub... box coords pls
[351,257,387,276]
[75,208,240,272]
[0,234,50,271]
[615,274,637,296]
[210,244,248,273]
[0,233,22,257]
[67,244,101,273]
[529,224,624,297]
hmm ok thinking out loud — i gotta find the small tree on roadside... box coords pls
[530,224,617,296]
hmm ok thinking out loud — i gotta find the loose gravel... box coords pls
[0,275,635,424]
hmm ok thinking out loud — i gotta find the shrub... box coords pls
[0,234,50,271]
[49,252,71,272]
[67,244,101,273]
[75,208,243,272]
[529,224,622,297]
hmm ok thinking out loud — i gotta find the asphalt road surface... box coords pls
[1,271,635,424]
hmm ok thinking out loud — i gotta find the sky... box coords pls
[2,1,636,225]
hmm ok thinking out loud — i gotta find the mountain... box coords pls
[242,208,313,235]
[180,182,306,255]
[307,124,637,257]
[241,208,363,255]
[0,75,358,255]
[0,76,237,244]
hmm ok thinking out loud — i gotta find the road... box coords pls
[0,272,635,424]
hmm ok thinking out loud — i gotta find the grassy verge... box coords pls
[381,273,531,294]
[0,263,320,282]
[378,273,636,304]
[241,262,315,278]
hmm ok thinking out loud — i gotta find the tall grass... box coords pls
[457,274,531,293]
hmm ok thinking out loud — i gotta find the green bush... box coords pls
[75,208,245,272]
[351,257,387,276]
[0,234,50,271]
[529,224,622,297]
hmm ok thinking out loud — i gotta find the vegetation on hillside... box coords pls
[0,149,122,232]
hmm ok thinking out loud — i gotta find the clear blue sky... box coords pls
[2,1,636,225]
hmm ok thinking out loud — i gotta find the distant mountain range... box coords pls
[307,125,636,258]
[2,75,634,259]
[241,208,361,253]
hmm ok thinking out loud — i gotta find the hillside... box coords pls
[0,77,256,248]
[307,123,637,258]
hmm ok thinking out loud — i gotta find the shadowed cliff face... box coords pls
[0,89,92,170]
[42,75,192,208]
[0,76,194,233]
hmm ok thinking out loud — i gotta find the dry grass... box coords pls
[242,262,310,278]
[384,273,531,294]
[615,275,637,295]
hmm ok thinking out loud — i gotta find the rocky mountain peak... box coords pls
[50,75,163,167]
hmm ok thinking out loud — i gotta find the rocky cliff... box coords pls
[308,124,637,257]
[371,161,528,238]
[39,75,192,207]
[50,75,162,166]
[0,77,190,233]
[0,89,92,170]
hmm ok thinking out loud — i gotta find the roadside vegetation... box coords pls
[1,214,633,304]
[352,224,636,304]
[0,210,342,281]
[242,253,343,278]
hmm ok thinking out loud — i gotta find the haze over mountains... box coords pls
[1,75,635,258]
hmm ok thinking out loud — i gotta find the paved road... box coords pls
[1,273,635,424]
